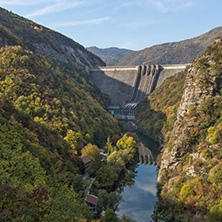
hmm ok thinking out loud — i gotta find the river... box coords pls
[118,140,158,222]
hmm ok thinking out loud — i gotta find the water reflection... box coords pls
[118,143,158,222]
[138,142,155,165]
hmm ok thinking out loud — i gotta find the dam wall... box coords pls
[90,66,138,105]
[90,64,188,106]
[156,64,189,88]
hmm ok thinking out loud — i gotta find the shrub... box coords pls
[208,163,222,184]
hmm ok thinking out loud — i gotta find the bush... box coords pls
[208,163,222,184]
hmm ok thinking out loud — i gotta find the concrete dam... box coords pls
[90,64,188,119]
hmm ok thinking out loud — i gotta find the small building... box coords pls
[85,194,98,216]
[108,106,121,116]
[81,154,93,168]
[99,149,107,159]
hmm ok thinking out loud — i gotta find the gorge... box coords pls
[1,5,222,222]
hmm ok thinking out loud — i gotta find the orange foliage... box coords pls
[176,101,181,106]
[165,106,173,117]
[190,127,199,137]
[169,81,176,88]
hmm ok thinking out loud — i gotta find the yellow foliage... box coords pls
[116,134,137,154]
[179,178,201,202]
[207,123,222,144]
[81,143,99,158]
[201,148,209,158]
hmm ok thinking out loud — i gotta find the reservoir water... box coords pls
[118,140,158,222]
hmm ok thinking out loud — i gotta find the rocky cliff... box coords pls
[155,39,222,221]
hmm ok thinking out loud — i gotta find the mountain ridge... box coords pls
[87,46,133,66]
[0,7,105,68]
[115,27,222,66]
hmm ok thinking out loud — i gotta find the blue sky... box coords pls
[1,0,222,50]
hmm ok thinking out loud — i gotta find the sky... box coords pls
[0,0,222,50]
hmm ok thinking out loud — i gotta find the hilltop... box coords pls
[115,27,222,66]
[87,46,133,66]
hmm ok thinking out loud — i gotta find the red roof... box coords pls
[125,132,133,137]
[85,194,98,205]
[99,149,107,153]
[81,154,93,165]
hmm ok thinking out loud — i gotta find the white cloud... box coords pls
[115,0,194,12]
[25,1,83,17]
[135,182,157,196]
[52,16,110,27]
[147,0,195,12]
[0,0,54,6]
[116,41,138,50]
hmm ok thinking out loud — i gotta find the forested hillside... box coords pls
[0,45,122,221]
[0,7,142,221]
[0,7,105,68]
[115,27,222,66]
[136,70,186,144]
[137,39,222,221]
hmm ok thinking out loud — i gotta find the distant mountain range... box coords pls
[90,27,222,66]
[87,46,133,66]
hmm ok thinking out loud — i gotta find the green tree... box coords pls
[104,136,116,155]
[44,185,93,221]
[0,143,47,193]
[94,165,118,192]
[88,153,102,177]
[98,189,122,211]
[103,209,118,222]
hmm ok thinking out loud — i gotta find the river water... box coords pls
[118,141,158,222]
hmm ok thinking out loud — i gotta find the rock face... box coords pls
[159,63,216,178]
[156,39,222,221]
[35,42,103,67]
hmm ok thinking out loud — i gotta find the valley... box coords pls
[1,5,222,222]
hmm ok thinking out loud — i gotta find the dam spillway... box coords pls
[90,64,188,119]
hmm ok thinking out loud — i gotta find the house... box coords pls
[85,194,98,216]
[81,154,93,168]
[99,149,107,159]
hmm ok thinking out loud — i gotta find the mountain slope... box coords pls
[136,70,186,143]
[0,8,123,220]
[87,46,133,65]
[150,39,222,221]
[0,45,115,221]
[0,7,105,68]
[116,27,222,66]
